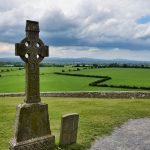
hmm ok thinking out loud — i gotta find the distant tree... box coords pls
[141,65,144,68]
[123,64,127,68]
[19,68,23,70]
[82,64,85,67]
[76,64,80,67]
[93,64,98,68]
[109,63,119,67]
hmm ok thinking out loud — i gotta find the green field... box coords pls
[1,97,150,150]
[76,68,150,87]
[1,67,150,93]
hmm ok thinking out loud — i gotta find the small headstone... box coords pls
[60,113,79,145]
[9,20,55,150]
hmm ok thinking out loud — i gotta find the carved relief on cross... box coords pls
[15,20,49,103]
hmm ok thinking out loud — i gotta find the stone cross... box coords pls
[10,20,55,150]
[15,20,48,103]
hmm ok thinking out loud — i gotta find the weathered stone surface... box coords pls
[10,20,55,150]
[60,113,79,145]
[15,20,49,103]
[9,103,55,150]
[1,91,150,99]
[10,135,55,150]
[14,103,51,142]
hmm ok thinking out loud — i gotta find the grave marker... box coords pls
[9,20,55,150]
[60,113,79,145]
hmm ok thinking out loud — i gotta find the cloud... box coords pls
[50,46,150,61]
[0,0,150,59]
[1,42,150,61]
[0,42,14,57]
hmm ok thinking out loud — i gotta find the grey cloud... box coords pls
[0,0,18,12]
[41,10,78,32]
[0,0,150,52]
[0,25,24,43]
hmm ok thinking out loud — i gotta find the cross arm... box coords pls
[38,45,49,57]
[15,43,28,57]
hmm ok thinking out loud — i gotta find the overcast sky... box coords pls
[0,0,150,60]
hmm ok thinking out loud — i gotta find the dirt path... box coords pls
[89,118,150,150]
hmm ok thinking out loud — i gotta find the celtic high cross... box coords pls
[15,20,48,103]
[10,20,55,150]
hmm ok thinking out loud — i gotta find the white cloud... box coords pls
[0,42,14,57]
[51,46,150,61]
[1,42,150,61]
[0,0,150,60]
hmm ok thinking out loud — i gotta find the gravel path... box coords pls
[89,118,150,150]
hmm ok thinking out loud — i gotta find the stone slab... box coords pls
[10,134,55,150]
[10,102,55,149]
[60,113,79,145]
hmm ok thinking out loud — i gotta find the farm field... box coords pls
[1,97,150,150]
[70,68,150,87]
[0,67,150,93]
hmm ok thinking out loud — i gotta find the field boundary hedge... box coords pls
[54,72,150,90]
[54,72,110,79]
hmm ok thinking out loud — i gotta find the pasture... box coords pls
[0,67,150,93]
[1,97,150,150]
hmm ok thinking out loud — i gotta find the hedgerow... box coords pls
[54,72,150,90]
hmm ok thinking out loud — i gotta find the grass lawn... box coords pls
[1,67,150,93]
[0,97,150,150]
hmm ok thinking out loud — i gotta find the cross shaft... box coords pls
[15,20,49,103]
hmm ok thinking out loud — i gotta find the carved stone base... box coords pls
[9,135,55,150]
[9,102,55,150]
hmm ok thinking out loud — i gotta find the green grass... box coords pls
[1,97,150,150]
[74,68,150,87]
[1,67,150,93]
